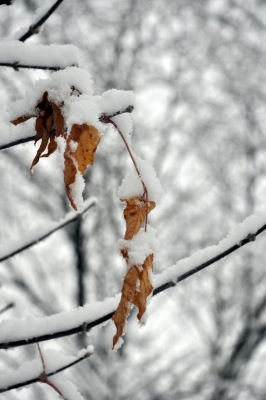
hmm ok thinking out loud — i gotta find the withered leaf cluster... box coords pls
[112,196,156,348]
[11,90,101,210]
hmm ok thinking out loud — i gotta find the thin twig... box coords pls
[0,350,93,393]
[37,343,46,371]
[0,107,134,152]
[0,198,96,263]
[0,62,64,71]
[19,0,64,42]
[0,228,263,349]
[102,112,149,230]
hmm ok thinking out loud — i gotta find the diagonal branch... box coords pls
[0,348,93,393]
[0,219,264,349]
[0,198,96,263]
[0,107,134,152]
[19,0,64,42]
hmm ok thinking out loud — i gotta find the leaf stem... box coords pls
[103,117,149,231]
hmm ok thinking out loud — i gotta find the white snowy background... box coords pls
[1,1,266,399]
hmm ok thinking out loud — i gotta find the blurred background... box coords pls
[1,0,266,399]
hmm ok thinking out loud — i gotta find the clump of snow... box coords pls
[8,67,94,121]
[77,345,94,358]
[63,94,103,133]
[118,226,159,267]
[99,89,135,141]
[118,156,162,201]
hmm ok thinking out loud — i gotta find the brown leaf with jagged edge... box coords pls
[112,254,154,349]
[122,197,156,240]
[64,124,101,210]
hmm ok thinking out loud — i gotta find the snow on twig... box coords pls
[0,346,93,393]
[0,197,96,263]
[19,0,64,42]
[0,210,265,349]
[0,107,134,151]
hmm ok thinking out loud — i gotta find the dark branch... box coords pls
[19,0,64,42]
[0,349,93,393]
[0,135,36,151]
[0,199,96,263]
[0,227,264,349]
[0,62,64,71]
[0,302,14,315]
[0,0,13,5]
[0,107,134,152]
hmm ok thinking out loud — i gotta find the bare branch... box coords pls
[0,62,64,71]
[19,0,64,42]
[0,107,134,152]
[0,198,96,263]
[0,225,264,349]
[0,348,93,393]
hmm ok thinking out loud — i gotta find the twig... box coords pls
[19,0,64,42]
[0,107,134,152]
[0,347,93,394]
[0,62,64,71]
[0,198,96,263]
[0,302,14,315]
[37,343,68,400]
[0,228,263,349]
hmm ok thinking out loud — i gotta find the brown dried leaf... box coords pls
[64,123,101,209]
[122,197,156,240]
[112,254,154,348]
[51,102,65,138]
[30,128,50,175]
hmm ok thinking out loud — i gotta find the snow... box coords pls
[118,226,159,267]
[99,89,135,142]
[0,197,96,263]
[63,94,103,133]
[118,156,162,201]
[8,67,94,121]
[0,41,80,68]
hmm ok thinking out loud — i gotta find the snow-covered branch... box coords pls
[0,346,93,394]
[19,0,64,42]
[0,41,79,72]
[0,197,96,263]
[0,210,265,349]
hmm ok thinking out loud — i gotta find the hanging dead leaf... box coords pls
[122,197,156,240]
[11,91,66,175]
[64,123,101,210]
[112,254,154,348]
